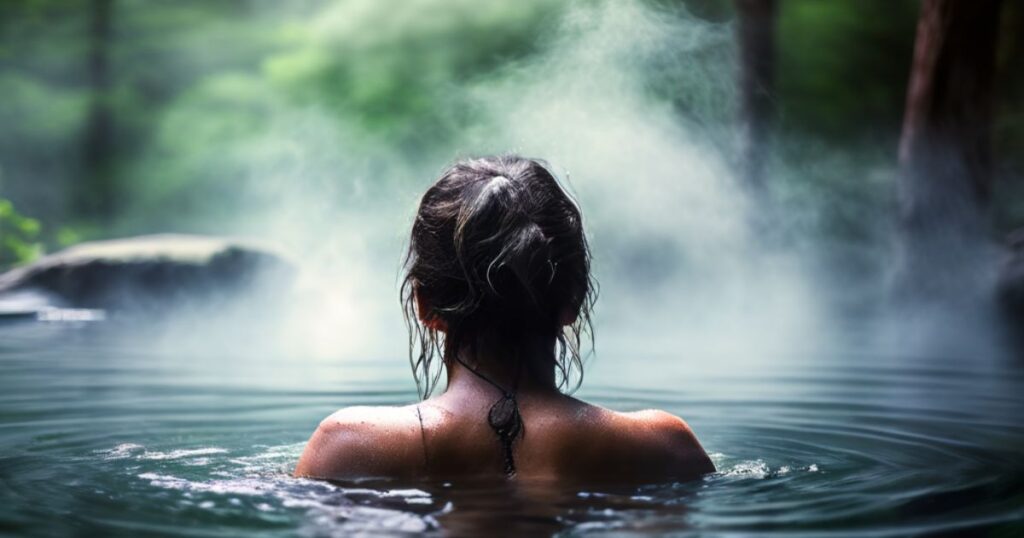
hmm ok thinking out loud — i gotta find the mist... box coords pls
[2,0,1016,368]
[5,3,1024,534]
[149,0,833,371]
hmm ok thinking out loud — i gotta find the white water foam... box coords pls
[120,442,445,534]
[97,444,229,461]
[715,457,821,480]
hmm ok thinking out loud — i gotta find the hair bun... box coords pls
[402,155,595,397]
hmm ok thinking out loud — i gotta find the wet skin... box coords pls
[294,360,715,484]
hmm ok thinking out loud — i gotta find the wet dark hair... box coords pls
[401,155,596,398]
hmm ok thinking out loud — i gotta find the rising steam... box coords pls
[136,0,998,376]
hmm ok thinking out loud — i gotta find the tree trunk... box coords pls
[735,0,777,190]
[79,0,115,220]
[897,0,1003,300]
[900,0,1002,229]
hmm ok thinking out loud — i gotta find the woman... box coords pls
[295,155,714,483]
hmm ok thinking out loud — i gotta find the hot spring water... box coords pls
[1,317,1021,536]
[2,1,1022,535]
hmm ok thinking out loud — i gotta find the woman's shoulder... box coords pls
[320,404,420,428]
[618,408,702,444]
[549,402,715,481]
[565,399,700,441]
[293,404,425,480]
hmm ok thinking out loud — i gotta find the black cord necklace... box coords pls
[455,356,524,476]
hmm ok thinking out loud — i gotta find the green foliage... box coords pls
[0,74,88,141]
[109,0,570,230]
[0,198,43,268]
[777,0,920,141]
[0,0,1022,240]
[127,73,285,226]
[55,226,82,248]
[263,0,563,152]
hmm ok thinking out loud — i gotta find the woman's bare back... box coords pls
[294,387,714,484]
[295,156,716,485]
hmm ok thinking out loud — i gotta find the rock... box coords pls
[998,230,1024,298]
[995,229,1024,343]
[0,234,295,314]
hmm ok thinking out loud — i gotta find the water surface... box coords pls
[1,320,1022,536]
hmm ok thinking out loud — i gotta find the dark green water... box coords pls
[1,319,1023,536]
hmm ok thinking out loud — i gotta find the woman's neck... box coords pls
[444,342,560,398]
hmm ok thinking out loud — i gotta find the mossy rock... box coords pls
[0,234,295,314]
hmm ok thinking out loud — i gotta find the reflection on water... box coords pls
[1,321,1022,536]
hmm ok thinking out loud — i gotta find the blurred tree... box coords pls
[77,0,115,221]
[992,1,1024,232]
[734,0,776,190]
[263,0,562,156]
[899,0,1003,232]
[0,0,90,227]
[776,0,918,142]
[898,0,1004,296]
[0,0,1020,252]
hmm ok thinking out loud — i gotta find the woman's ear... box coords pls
[558,306,578,327]
[415,289,447,332]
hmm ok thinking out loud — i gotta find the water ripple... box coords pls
[1,325,1023,536]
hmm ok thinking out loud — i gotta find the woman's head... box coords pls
[402,155,595,397]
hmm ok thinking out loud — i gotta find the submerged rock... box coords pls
[0,234,295,316]
[998,231,1024,306]
[995,230,1024,352]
